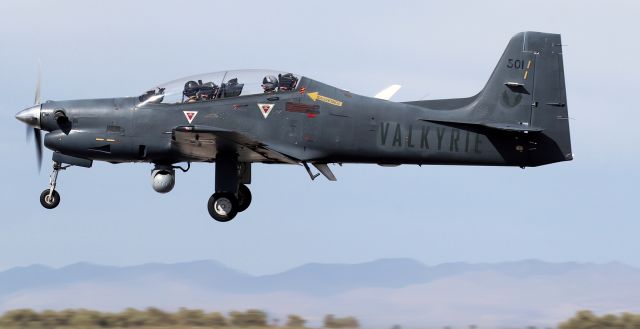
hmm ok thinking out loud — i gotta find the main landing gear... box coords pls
[39,161,68,209]
[207,153,252,222]
[207,185,252,222]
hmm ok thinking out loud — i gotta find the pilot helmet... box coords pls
[183,80,200,97]
[262,75,278,92]
[278,73,298,91]
[201,81,218,91]
[199,82,218,99]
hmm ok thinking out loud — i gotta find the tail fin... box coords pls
[411,31,573,166]
[480,31,572,165]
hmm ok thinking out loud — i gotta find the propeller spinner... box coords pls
[15,68,44,171]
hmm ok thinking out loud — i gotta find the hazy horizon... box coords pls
[4,257,639,275]
[4,258,640,327]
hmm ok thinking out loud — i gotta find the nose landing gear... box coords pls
[39,161,68,209]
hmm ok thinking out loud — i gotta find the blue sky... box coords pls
[0,0,638,275]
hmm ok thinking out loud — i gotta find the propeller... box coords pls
[29,64,43,171]
[16,63,46,171]
[34,127,43,171]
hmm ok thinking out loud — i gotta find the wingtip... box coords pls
[374,84,402,100]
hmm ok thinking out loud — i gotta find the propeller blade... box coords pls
[26,125,32,142]
[34,128,42,171]
[34,61,42,105]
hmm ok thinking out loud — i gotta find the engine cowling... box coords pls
[151,167,175,193]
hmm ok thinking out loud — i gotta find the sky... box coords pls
[0,0,638,275]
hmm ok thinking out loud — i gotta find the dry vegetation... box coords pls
[0,308,359,329]
[3,308,640,329]
[558,310,640,329]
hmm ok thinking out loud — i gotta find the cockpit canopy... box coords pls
[139,69,301,105]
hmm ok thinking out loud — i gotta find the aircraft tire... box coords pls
[40,189,60,209]
[237,184,252,212]
[208,192,238,222]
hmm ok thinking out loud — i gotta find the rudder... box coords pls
[525,32,572,165]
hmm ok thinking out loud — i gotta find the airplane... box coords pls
[15,31,572,222]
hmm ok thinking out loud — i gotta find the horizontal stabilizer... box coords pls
[374,85,402,100]
[483,122,544,132]
[421,119,543,133]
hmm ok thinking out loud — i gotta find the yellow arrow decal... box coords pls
[307,92,343,107]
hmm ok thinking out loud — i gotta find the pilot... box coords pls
[198,82,218,101]
[262,75,278,93]
[183,81,200,103]
[278,73,298,91]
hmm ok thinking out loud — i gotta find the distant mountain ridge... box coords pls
[2,259,639,327]
[3,258,631,296]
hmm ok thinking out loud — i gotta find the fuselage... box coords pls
[39,76,542,167]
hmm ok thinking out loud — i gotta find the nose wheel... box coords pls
[40,189,60,209]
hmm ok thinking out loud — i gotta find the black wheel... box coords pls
[40,189,60,209]
[237,184,252,212]
[207,192,238,222]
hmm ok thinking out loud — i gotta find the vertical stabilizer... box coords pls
[470,32,573,165]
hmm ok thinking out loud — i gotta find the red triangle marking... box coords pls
[183,111,198,123]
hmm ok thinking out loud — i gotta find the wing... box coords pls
[374,84,402,100]
[171,126,299,164]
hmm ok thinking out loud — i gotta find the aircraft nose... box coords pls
[15,104,41,129]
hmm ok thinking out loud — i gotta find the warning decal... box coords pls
[257,103,275,119]
[183,111,198,124]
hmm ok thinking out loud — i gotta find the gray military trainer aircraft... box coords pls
[16,31,571,222]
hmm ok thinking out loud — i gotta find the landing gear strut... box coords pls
[207,153,252,222]
[40,161,67,209]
